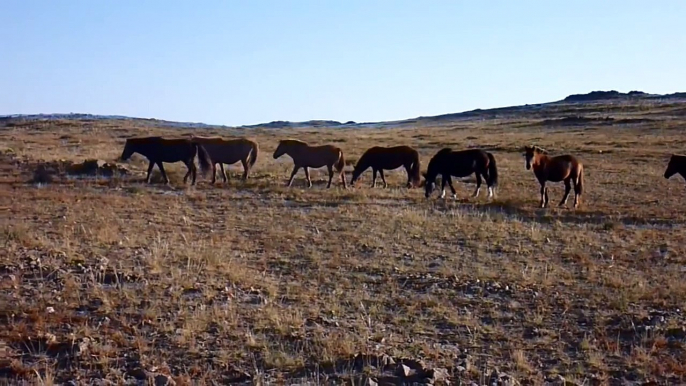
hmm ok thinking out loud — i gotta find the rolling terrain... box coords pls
[2,91,686,385]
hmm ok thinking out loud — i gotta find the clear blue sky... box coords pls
[1,1,684,126]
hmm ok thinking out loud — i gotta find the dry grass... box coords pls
[2,99,686,384]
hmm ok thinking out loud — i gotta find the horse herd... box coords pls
[119,135,686,209]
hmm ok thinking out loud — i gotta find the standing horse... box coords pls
[119,136,212,185]
[422,148,498,199]
[664,154,686,182]
[273,139,347,188]
[350,145,421,188]
[189,135,259,183]
[524,145,584,208]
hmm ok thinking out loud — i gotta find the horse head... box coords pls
[120,139,136,161]
[422,171,438,198]
[273,141,287,159]
[524,145,547,170]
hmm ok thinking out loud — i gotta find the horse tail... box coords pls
[410,151,421,186]
[486,152,498,188]
[576,164,584,196]
[249,141,259,168]
[194,143,213,177]
[335,149,345,172]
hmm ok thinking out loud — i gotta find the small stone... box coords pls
[46,307,55,314]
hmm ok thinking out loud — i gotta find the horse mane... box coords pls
[279,139,308,147]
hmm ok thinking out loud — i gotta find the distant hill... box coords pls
[2,90,685,130]
[563,90,686,102]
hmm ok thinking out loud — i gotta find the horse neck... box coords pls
[533,153,549,169]
[355,153,370,170]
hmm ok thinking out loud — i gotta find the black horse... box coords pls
[422,148,498,199]
[120,136,213,185]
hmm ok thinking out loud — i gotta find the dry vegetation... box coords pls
[1,98,686,385]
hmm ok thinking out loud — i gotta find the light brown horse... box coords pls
[119,136,212,185]
[189,135,259,183]
[273,139,347,188]
[524,145,584,208]
[350,145,421,188]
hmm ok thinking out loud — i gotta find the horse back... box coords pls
[362,145,417,169]
[134,137,196,162]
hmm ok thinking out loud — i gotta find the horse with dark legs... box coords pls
[664,154,686,182]
[272,139,347,188]
[524,145,584,208]
[189,135,259,184]
[119,137,212,186]
[422,148,498,200]
[350,145,421,188]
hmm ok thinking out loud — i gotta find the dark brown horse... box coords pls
[664,154,686,182]
[524,145,584,208]
[422,148,498,199]
[120,136,212,185]
[273,139,347,188]
[350,145,421,188]
[189,135,259,183]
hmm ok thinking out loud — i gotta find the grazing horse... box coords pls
[189,135,259,183]
[273,139,347,188]
[664,154,686,182]
[350,145,421,188]
[422,148,498,199]
[119,136,212,185]
[524,145,584,208]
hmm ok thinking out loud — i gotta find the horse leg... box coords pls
[145,161,155,183]
[573,175,582,209]
[559,178,572,207]
[379,170,387,188]
[287,166,300,187]
[326,165,334,188]
[473,173,482,198]
[439,175,448,199]
[539,183,547,208]
[305,167,313,188]
[486,171,495,199]
[157,162,170,185]
[446,176,458,199]
[340,168,347,189]
[371,168,377,188]
[404,164,412,188]
[219,163,229,182]
[241,159,249,181]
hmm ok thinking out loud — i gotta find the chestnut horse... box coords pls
[664,154,686,182]
[422,148,498,199]
[350,145,421,188]
[189,135,259,183]
[273,139,347,188]
[524,145,584,208]
[119,136,212,185]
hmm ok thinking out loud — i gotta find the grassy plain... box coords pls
[1,98,686,385]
